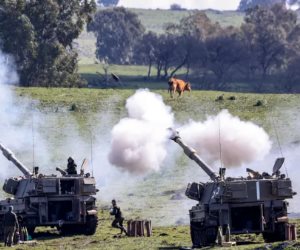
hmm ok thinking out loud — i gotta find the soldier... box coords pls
[3,206,19,247]
[110,199,127,235]
[66,157,77,175]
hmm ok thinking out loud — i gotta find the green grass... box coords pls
[17,87,300,144]
[0,213,298,249]
[0,211,190,250]
[78,63,187,88]
[79,64,150,77]
[15,87,300,151]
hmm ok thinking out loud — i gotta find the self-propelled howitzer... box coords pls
[0,142,98,237]
[170,131,296,247]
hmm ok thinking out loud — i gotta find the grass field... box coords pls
[0,87,298,249]
[0,213,299,249]
[17,87,300,138]
[78,63,188,89]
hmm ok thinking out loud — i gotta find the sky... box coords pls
[117,0,241,10]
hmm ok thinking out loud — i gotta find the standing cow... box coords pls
[168,77,191,98]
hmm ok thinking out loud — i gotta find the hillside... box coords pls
[75,9,245,64]
[131,9,244,34]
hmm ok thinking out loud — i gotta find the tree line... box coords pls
[88,4,300,92]
[0,0,96,87]
[238,0,300,11]
[1,1,300,92]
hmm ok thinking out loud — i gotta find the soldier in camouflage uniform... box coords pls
[3,206,19,247]
[110,200,127,235]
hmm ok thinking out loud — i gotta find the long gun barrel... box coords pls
[170,130,219,181]
[0,143,32,177]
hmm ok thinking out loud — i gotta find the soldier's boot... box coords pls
[121,227,128,236]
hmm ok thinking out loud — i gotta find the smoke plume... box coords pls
[0,51,52,177]
[109,91,272,174]
[108,89,174,174]
[179,110,272,168]
[0,52,29,172]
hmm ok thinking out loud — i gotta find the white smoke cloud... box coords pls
[118,0,240,10]
[283,145,300,212]
[0,51,51,177]
[0,53,18,85]
[109,91,272,175]
[178,110,272,168]
[126,89,174,126]
[0,51,31,173]
[0,53,20,137]
[108,89,174,174]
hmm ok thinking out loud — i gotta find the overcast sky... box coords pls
[117,0,241,10]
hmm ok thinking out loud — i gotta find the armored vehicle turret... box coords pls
[170,130,296,247]
[0,143,98,237]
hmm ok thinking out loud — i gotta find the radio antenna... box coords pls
[217,103,223,169]
[271,110,287,177]
[218,114,223,169]
[90,129,94,177]
[31,108,35,169]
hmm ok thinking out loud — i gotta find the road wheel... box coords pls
[190,222,217,247]
[274,222,286,241]
[206,226,218,245]
[263,222,287,242]
[85,215,98,235]
[262,232,275,243]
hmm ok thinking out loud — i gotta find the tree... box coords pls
[97,0,119,7]
[151,34,177,79]
[238,0,285,11]
[284,56,300,92]
[133,32,158,79]
[159,12,219,79]
[288,0,300,4]
[239,4,300,91]
[205,27,245,89]
[241,5,287,84]
[170,3,184,10]
[0,2,36,84]
[88,7,145,64]
[0,0,96,87]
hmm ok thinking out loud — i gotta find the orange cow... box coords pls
[168,77,191,98]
